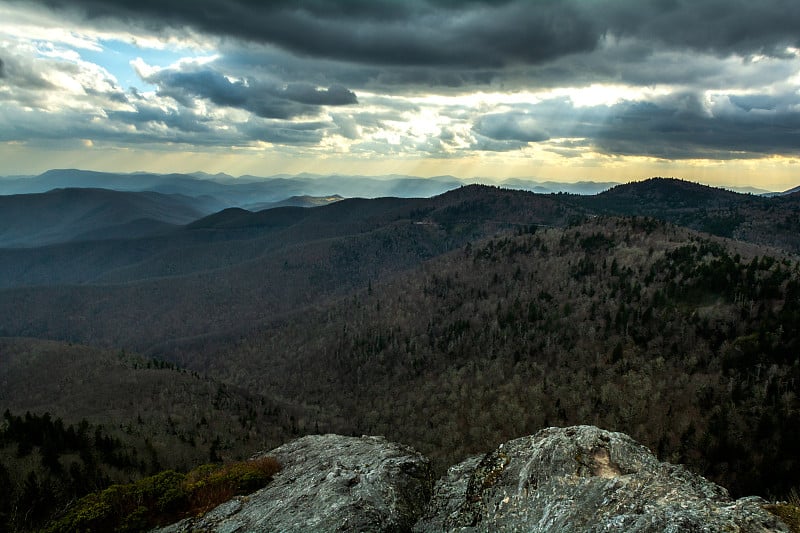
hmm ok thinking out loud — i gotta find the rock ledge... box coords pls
[414,425,788,532]
[155,434,433,533]
[155,426,789,532]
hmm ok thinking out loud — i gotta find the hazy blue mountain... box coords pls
[0,169,180,193]
[0,169,460,204]
[238,195,344,211]
[187,171,238,181]
[267,174,464,198]
[724,185,773,195]
[0,185,576,295]
[3,178,800,288]
[0,188,213,247]
[499,178,620,194]
[0,170,631,211]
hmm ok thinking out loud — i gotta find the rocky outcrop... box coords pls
[155,426,789,532]
[414,425,788,532]
[154,434,433,533]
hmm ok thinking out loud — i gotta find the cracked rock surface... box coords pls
[413,425,788,532]
[154,434,433,533]
[154,426,789,532]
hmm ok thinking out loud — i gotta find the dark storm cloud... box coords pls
[9,0,800,163]
[594,0,800,58]
[31,0,599,68]
[0,58,5,78]
[590,95,800,159]
[142,66,356,119]
[466,88,800,160]
[217,43,499,93]
[499,92,800,160]
[282,83,357,106]
[373,69,496,89]
[27,0,800,71]
[728,94,780,112]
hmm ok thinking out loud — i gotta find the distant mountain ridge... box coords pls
[1,179,800,288]
[0,169,632,206]
[0,185,582,289]
[0,169,465,207]
[0,188,215,248]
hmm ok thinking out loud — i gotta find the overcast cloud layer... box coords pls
[2,0,800,186]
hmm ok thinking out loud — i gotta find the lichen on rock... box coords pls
[413,425,788,532]
[153,426,790,532]
[153,434,433,533]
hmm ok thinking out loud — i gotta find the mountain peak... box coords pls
[596,177,750,211]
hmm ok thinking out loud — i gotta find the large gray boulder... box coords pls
[155,427,790,532]
[413,425,788,532]
[155,434,433,533]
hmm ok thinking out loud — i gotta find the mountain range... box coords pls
[0,169,630,209]
[0,188,221,248]
[1,172,799,531]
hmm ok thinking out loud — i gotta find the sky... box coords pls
[1,0,800,190]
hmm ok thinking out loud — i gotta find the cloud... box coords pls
[24,0,800,73]
[139,63,356,119]
[0,40,129,118]
[282,83,356,106]
[470,135,528,152]
[331,114,360,140]
[589,93,800,159]
[458,87,800,160]
[14,1,800,96]
[594,0,800,58]
[240,118,326,145]
[0,46,56,92]
[28,1,599,68]
[107,101,212,134]
[473,112,550,143]
[5,0,800,167]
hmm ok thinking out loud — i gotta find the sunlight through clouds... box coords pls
[2,1,800,189]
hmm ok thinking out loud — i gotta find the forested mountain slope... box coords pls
[0,187,582,351]
[172,217,800,498]
[570,178,800,251]
[0,338,296,531]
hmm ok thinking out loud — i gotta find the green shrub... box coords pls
[765,503,800,532]
[45,457,280,532]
